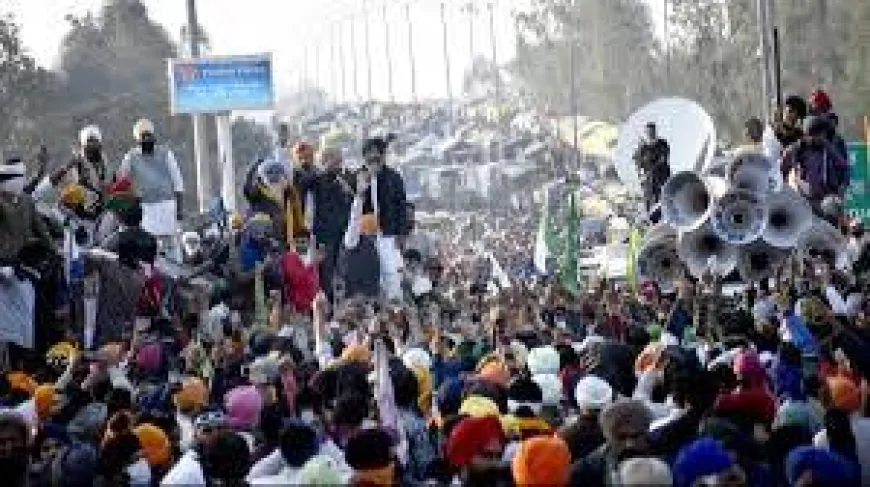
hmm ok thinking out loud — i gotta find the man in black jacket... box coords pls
[299,146,354,301]
[357,134,409,300]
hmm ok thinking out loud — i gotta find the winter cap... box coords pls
[527,346,561,375]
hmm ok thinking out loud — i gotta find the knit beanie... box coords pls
[827,376,861,414]
[172,377,208,413]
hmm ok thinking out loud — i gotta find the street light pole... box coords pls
[364,0,374,102]
[383,4,395,103]
[406,2,417,103]
[441,2,453,132]
[350,15,360,102]
[339,20,347,103]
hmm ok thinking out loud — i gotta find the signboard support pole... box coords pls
[186,0,210,212]
[217,113,236,213]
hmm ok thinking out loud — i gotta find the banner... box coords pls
[844,142,870,225]
[168,54,275,114]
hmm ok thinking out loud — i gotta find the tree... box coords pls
[667,0,761,143]
[54,0,208,210]
[462,55,503,99]
[512,0,662,123]
[0,15,58,158]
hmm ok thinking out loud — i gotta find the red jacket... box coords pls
[281,251,319,313]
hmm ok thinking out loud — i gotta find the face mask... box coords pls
[84,147,102,162]
[140,140,156,154]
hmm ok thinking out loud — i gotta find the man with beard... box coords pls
[569,398,654,487]
[356,134,409,301]
[299,146,353,301]
[0,412,31,486]
[118,119,185,261]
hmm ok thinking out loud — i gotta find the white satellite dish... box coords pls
[613,97,717,195]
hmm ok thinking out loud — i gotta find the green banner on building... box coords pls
[845,142,870,225]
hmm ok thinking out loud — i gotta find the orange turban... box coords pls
[827,376,861,414]
[511,436,572,486]
[134,423,171,466]
[477,361,511,389]
[7,372,37,395]
[34,385,59,420]
[173,377,209,412]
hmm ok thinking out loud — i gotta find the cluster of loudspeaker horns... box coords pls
[637,150,849,291]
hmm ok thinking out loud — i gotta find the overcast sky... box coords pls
[7,0,664,103]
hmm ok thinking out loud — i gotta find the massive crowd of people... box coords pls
[0,88,866,487]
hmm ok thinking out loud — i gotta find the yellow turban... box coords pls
[60,184,86,208]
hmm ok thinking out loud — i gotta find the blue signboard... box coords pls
[168,54,275,114]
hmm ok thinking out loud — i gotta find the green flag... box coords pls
[560,193,579,294]
[534,201,561,274]
[626,228,643,294]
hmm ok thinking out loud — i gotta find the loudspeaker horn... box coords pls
[637,235,683,293]
[762,186,813,248]
[737,240,788,283]
[678,221,738,278]
[613,98,717,195]
[797,217,850,271]
[710,189,768,245]
[660,173,727,231]
[729,149,783,193]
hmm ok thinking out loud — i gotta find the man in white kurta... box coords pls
[118,119,184,261]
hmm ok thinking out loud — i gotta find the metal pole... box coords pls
[406,3,417,103]
[570,6,578,172]
[216,113,236,212]
[664,0,671,85]
[330,24,338,103]
[383,5,395,103]
[364,0,374,101]
[773,27,783,113]
[339,20,347,103]
[756,0,772,122]
[488,2,500,161]
[441,2,453,132]
[186,0,210,212]
[350,15,360,102]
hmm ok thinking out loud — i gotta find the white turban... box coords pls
[79,125,102,147]
[133,119,155,140]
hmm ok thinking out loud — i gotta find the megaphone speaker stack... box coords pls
[762,186,812,248]
[661,172,711,231]
[678,221,738,278]
[710,189,768,245]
